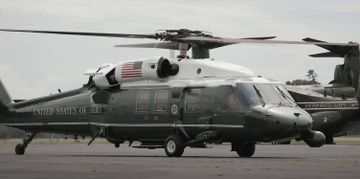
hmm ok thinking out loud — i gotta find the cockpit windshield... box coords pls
[237,83,296,107]
[237,83,262,106]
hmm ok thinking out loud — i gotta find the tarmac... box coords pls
[0,142,359,179]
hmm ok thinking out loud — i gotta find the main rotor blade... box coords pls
[241,36,276,40]
[115,42,179,50]
[303,37,354,57]
[0,29,157,39]
[178,36,359,47]
[1,28,356,48]
[309,52,342,58]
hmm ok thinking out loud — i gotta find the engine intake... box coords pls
[157,57,179,78]
[86,57,179,88]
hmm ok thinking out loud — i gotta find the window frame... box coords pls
[136,90,151,113]
[153,90,170,112]
[184,89,201,112]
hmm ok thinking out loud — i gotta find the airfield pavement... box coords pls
[0,141,359,179]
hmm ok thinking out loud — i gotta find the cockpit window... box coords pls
[254,84,296,106]
[200,86,244,113]
[275,85,297,104]
[237,83,296,106]
[237,83,262,106]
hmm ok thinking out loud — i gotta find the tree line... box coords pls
[285,69,320,85]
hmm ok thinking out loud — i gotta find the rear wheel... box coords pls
[164,135,185,157]
[233,143,255,157]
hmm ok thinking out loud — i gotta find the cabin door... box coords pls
[180,88,213,137]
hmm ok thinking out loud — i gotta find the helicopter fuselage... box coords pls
[0,57,319,156]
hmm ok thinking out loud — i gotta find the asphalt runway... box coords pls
[0,143,359,179]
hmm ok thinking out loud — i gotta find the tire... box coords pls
[15,144,25,155]
[164,135,185,157]
[278,141,291,145]
[234,143,255,157]
[325,134,335,144]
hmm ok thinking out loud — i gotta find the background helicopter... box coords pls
[1,28,354,157]
[286,38,360,144]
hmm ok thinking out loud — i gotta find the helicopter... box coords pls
[0,28,356,157]
[285,38,360,144]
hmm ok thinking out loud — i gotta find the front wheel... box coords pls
[278,140,291,145]
[15,144,25,155]
[233,143,255,157]
[164,135,185,157]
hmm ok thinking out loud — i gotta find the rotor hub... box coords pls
[155,29,212,40]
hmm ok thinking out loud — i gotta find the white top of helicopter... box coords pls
[170,57,255,79]
[86,56,282,89]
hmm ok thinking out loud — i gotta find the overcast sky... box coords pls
[0,0,359,99]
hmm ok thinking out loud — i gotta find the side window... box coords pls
[136,91,151,112]
[214,86,242,112]
[185,89,201,112]
[202,86,242,113]
[154,90,169,112]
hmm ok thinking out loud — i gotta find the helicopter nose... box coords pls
[266,106,312,131]
[245,105,313,142]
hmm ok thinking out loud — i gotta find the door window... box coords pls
[136,91,151,112]
[185,89,201,112]
[154,90,169,112]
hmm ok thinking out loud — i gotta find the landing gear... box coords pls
[15,144,25,155]
[232,142,255,157]
[278,140,291,144]
[164,135,185,157]
[15,132,36,155]
[325,134,335,144]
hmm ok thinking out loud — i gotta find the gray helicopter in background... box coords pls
[286,38,360,144]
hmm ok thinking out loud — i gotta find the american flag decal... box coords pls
[121,61,143,78]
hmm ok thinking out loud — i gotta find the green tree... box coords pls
[286,70,320,85]
[306,69,319,84]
